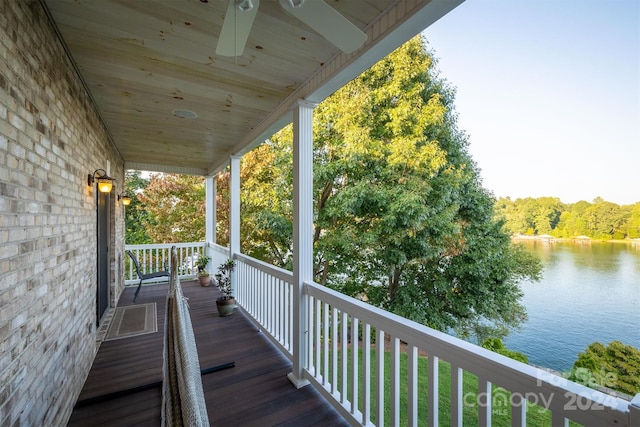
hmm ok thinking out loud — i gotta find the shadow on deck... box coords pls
[68,280,348,427]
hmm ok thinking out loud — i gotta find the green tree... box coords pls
[622,203,640,238]
[240,143,293,267]
[532,197,563,235]
[559,200,591,237]
[585,198,628,239]
[124,170,151,244]
[495,197,528,235]
[137,173,206,243]
[481,338,528,364]
[241,36,542,339]
[552,211,572,237]
[496,197,563,236]
[214,170,230,247]
[569,341,640,396]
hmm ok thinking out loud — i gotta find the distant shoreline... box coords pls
[511,234,640,245]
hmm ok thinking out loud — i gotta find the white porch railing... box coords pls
[124,242,207,285]
[232,251,640,427]
[235,252,294,358]
[209,242,230,277]
[125,242,640,426]
[125,242,230,288]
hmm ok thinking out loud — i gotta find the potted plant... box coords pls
[214,259,236,316]
[195,254,212,286]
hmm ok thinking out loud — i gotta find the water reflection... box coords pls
[504,240,640,372]
[518,240,625,272]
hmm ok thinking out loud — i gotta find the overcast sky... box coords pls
[422,0,639,205]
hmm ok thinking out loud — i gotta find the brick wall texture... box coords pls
[1,1,125,425]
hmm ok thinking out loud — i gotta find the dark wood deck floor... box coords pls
[68,280,348,427]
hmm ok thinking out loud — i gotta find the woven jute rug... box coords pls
[105,303,157,341]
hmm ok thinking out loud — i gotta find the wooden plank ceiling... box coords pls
[42,0,462,175]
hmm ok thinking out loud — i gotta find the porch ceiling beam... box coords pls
[206,0,464,175]
[124,162,207,176]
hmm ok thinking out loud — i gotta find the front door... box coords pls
[97,191,110,324]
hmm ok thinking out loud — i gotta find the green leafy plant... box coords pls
[214,259,235,300]
[481,338,529,364]
[569,341,640,395]
[196,255,211,277]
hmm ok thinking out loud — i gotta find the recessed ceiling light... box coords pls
[173,109,197,119]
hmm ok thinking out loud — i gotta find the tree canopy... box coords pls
[124,170,151,244]
[136,173,206,243]
[239,35,542,340]
[495,197,640,239]
[569,341,640,396]
[125,171,230,245]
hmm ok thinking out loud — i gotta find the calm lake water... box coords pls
[503,240,640,373]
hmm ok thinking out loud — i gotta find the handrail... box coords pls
[235,252,293,283]
[234,253,294,358]
[125,244,639,426]
[124,242,206,285]
[207,242,230,277]
[232,251,639,427]
[303,281,636,426]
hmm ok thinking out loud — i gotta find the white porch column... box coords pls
[288,99,316,388]
[205,175,216,244]
[229,155,241,296]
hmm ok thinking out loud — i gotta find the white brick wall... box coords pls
[0,1,125,425]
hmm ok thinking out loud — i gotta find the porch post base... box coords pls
[287,372,310,389]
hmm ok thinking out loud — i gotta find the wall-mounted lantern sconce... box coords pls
[118,194,131,206]
[88,169,115,193]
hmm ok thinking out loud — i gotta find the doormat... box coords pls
[105,303,157,341]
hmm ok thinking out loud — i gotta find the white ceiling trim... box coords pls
[125,162,207,176]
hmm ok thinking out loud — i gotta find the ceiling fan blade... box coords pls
[279,0,367,54]
[216,0,260,57]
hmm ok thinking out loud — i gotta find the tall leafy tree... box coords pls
[622,203,640,238]
[498,197,563,236]
[553,200,591,237]
[585,198,628,239]
[124,170,151,244]
[240,143,293,267]
[241,36,542,339]
[532,197,563,235]
[137,173,206,243]
[214,170,230,247]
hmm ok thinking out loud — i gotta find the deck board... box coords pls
[68,280,348,426]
